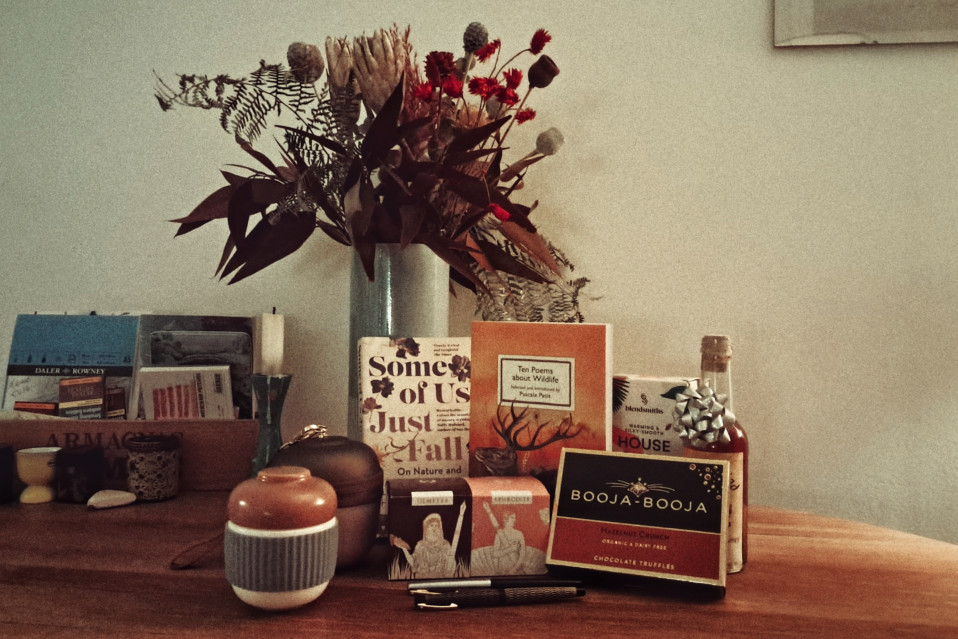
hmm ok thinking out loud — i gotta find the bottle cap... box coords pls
[701,335,732,359]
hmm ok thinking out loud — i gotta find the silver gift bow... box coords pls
[672,380,735,449]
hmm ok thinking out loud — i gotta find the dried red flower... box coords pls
[413,82,435,102]
[502,68,523,90]
[476,38,500,62]
[425,51,456,86]
[468,76,501,100]
[529,29,552,55]
[496,86,519,107]
[442,75,463,99]
[488,203,511,221]
[515,108,536,124]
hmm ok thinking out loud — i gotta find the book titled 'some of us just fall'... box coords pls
[469,321,612,484]
[359,337,471,483]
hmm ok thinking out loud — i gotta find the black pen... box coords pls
[408,576,582,593]
[414,586,585,610]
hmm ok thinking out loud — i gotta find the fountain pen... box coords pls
[414,585,585,610]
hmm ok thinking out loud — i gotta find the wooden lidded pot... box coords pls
[268,425,383,568]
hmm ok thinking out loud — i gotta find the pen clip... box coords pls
[416,602,458,610]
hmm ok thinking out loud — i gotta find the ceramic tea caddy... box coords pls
[268,425,383,568]
[225,466,338,610]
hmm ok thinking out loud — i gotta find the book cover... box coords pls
[469,321,612,483]
[2,314,139,416]
[137,365,234,420]
[58,375,106,419]
[104,386,127,419]
[359,337,470,482]
[133,315,254,419]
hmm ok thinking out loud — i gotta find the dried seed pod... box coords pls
[287,42,325,84]
[528,55,560,89]
[463,22,489,54]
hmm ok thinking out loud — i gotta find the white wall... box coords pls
[2,1,955,544]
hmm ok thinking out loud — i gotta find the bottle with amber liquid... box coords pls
[686,335,748,573]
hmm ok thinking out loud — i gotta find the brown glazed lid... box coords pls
[228,466,337,530]
[268,425,383,508]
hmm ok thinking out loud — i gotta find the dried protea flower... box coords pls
[352,27,408,113]
[463,22,489,54]
[287,42,325,84]
[535,127,564,155]
[325,36,354,89]
[528,55,559,89]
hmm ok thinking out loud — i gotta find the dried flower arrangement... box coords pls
[155,22,588,321]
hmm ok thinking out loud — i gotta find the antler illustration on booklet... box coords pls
[468,321,612,488]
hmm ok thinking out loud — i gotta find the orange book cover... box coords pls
[469,321,612,482]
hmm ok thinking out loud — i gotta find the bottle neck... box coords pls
[701,355,733,413]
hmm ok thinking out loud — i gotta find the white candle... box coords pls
[258,312,285,376]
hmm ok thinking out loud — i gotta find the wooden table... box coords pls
[2,492,956,638]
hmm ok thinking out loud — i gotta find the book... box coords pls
[12,401,58,416]
[137,366,234,420]
[2,314,139,417]
[358,337,471,482]
[133,315,254,419]
[104,386,127,419]
[468,321,613,484]
[58,375,106,419]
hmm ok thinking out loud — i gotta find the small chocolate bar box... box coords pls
[547,449,729,589]
[612,376,697,456]
[386,476,551,580]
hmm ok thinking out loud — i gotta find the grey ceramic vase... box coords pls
[346,243,449,440]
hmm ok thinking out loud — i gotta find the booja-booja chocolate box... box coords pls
[612,376,697,456]
[547,448,729,588]
[386,476,551,580]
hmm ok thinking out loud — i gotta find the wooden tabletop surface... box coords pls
[2,491,956,638]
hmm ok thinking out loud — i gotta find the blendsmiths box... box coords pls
[547,449,729,588]
[386,476,551,580]
[612,376,697,456]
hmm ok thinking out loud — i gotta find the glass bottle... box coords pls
[693,335,748,573]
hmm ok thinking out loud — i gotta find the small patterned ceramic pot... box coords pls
[125,435,180,501]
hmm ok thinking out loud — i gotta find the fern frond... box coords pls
[157,61,317,142]
[471,220,589,323]
[219,62,316,142]
[154,72,242,111]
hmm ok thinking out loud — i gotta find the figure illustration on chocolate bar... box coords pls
[471,501,547,576]
[483,502,525,574]
[390,502,467,578]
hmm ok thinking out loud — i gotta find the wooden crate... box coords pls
[0,418,258,491]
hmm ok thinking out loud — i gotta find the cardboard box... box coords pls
[547,449,729,589]
[0,418,257,491]
[386,476,551,580]
[612,376,697,456]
